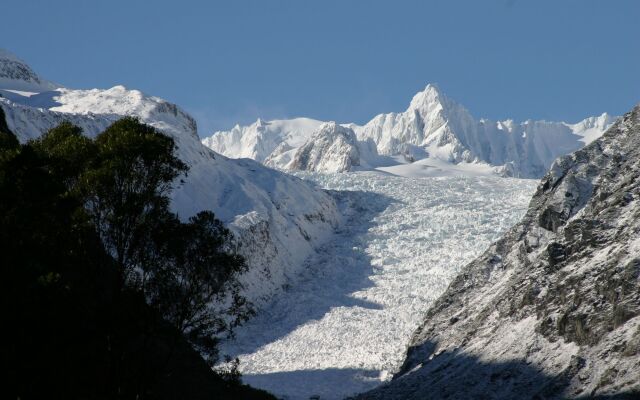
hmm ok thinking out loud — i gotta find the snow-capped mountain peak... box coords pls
[407,83,446,113]
[289,121,361,173]
[202,117,325,163]
[566,111,617,144]
[405,84,473,127]
[203,84,615,178]
[0,48,58,92]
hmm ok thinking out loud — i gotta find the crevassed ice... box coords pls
[220,172,537,400]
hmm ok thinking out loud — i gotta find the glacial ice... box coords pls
[220,171,537,399]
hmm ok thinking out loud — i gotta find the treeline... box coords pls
[0,112,274,399]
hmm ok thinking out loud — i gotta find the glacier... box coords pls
[4,47,622,399]
[220,172,537,399]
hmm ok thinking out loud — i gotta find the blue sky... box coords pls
[2,0,639,135]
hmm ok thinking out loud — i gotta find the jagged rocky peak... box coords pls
[404,84,475,129]
[289,121,360,173]
[359,104,640,399]
[408,83,443,110]
[355,83,474,158]
[0,48,57,92]
[567,112,618,142]
[202,83,615,178]
[406,83,460,116]
[581,112,616,128]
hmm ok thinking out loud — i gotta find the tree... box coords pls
[146,211,252,364]
[0,106,18,150]
[80,117,252,363]
[0,124,119,398]
[1,118,264,399]
[82,117,188,286]
[31,121,97,189]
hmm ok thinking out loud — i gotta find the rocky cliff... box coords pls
[359,104,640,399]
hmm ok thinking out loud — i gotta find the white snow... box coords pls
[0,48,59,92]
[221,172,537,399]
[202,84,616,177]
[202,117,325,163]
[289,122,362,173]
[566,112,617,144]
[375,157,498,178]
[0,49,342,308]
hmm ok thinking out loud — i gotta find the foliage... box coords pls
[82,117,188,277]
[0,118,264,399]
[0,106,18,150]
[145,211,252,364]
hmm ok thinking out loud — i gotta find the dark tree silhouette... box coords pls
[0,117,270,399]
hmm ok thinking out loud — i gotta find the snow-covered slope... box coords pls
[0,49,58,92]
[202,85,615,178]
[359,105,640,399]
[0,49,341,306]
[289,122,361,173]
[202,117,324,163]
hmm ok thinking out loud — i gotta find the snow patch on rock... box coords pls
[289,122,362,173]
[0,48,58,92]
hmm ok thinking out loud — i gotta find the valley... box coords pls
[3,44,638,399]
[221,172,537,399]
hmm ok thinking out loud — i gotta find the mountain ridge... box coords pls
[203,84,616,178]
[0,48,58,92]
[0,49,342,308]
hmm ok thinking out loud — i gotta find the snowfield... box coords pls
[221,172,537,399]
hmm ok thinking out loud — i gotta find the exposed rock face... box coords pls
[359,105,640,399]
[290,122,361,173]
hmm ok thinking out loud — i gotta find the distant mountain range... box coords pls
[203,84,616,178]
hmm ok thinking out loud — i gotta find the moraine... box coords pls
[220,171,537,399]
